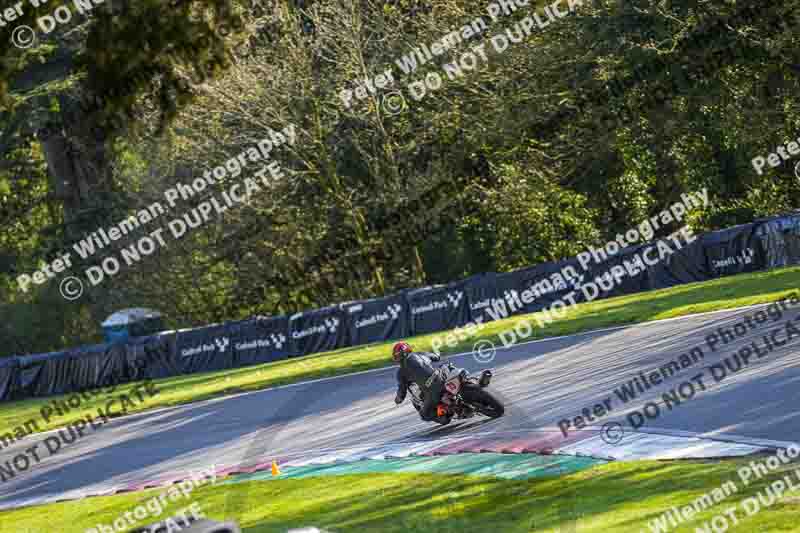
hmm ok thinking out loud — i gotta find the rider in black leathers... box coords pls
[392,341,451,425]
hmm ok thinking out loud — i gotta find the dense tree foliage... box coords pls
[1,0,798,355]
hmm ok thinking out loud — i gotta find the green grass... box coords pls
[1,266,798,439]
[5,456,800,532]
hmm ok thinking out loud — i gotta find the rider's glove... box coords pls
[430,353,441,362]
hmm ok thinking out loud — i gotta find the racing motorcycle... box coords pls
[408,362,505,423]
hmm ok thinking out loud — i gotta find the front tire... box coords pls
[462,386,504,418]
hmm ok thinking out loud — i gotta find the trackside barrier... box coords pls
[2,212,799,402]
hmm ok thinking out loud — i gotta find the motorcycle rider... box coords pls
[392,341,452,425]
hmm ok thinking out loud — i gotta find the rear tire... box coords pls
[462,386,504,418]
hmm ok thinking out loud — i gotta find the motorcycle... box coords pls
[408,362,505,423]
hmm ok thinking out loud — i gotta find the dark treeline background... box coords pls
[0,0,798,355]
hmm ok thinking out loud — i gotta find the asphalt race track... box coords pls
[2,304,800,512]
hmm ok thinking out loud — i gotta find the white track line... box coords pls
[181,300,781,398]
[165,299,782,402]
[26,299,787,438]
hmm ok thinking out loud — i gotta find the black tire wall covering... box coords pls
[3,212,799,402]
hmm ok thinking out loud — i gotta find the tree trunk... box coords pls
[38,93,111,239]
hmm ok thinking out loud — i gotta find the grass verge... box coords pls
[0,265,798,438]
[4,456,800,532]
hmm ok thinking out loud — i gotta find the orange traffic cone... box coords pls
[271,460,281,476]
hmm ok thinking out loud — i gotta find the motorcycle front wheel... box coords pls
[461,385,505,418]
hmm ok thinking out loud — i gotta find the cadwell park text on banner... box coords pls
[0,208,798,403]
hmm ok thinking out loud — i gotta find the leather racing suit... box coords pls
[394,351,450,424]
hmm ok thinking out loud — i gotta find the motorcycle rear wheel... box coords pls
[461,385,505,418]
